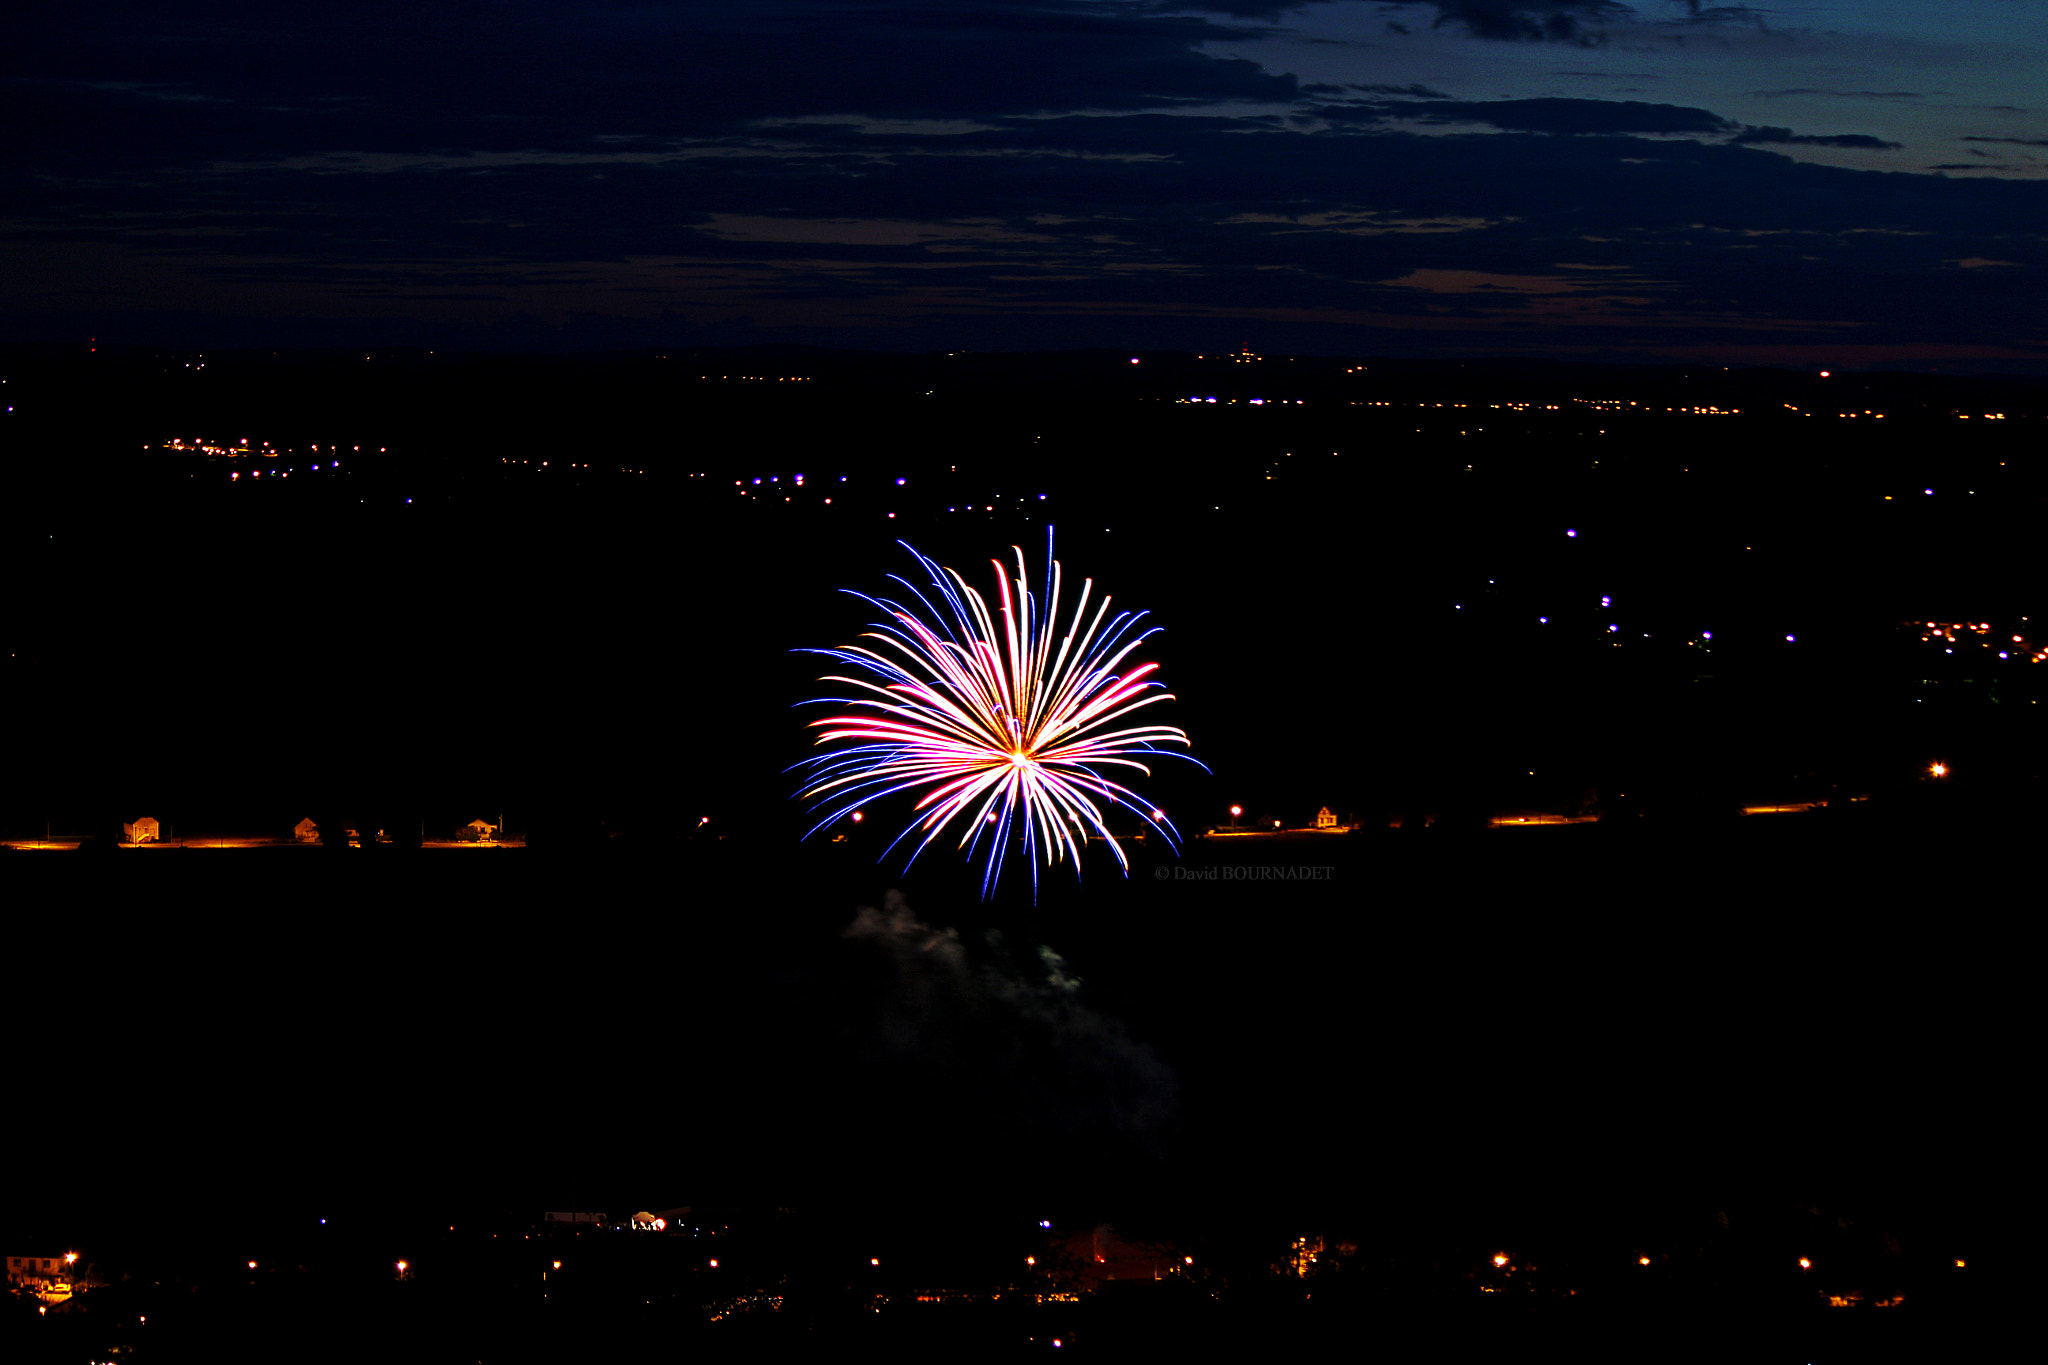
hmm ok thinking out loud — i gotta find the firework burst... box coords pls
[797,531,1203,896]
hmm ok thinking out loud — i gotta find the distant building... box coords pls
[1315,806,1339,829]
[122,816,161,844]
[293,817,319,842]
[7,1254,70,1285]
[465,819,498,842]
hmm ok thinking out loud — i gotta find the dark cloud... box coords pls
[1962,135,2048,148]
[1350,82,1455,98]
[1180,1,1762,40]
[1352,96,1734,135]
[1733,126,1904,150]
[6,2,2048,364]
[1424,1,1635,42]
[2,2,1308,168]
[1394,1,1759,43]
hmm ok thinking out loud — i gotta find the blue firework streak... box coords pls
[797,531,1204,897]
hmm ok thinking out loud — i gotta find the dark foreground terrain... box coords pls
[6,809,2023,1361]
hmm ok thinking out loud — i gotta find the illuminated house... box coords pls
[122,816,160,844]
[465,819,498,842]
[7,1253,75,1301]
[1315,806,1339,829]
[7,1254,68,1284]
[293,817,319,842]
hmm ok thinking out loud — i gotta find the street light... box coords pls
[1229,805,1242,829]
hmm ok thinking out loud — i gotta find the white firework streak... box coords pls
[796,532,1204,897]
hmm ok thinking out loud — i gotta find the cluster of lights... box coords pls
[689,373,810,382]
[1175,396,1306,405]
[1912,619,2043,662]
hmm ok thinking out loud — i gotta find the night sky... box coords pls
[10,2,2048,365]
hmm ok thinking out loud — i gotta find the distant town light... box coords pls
[1566,528,1577,538]
[1799,1257,1812,1270]
[1493,1254,1509,1268]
